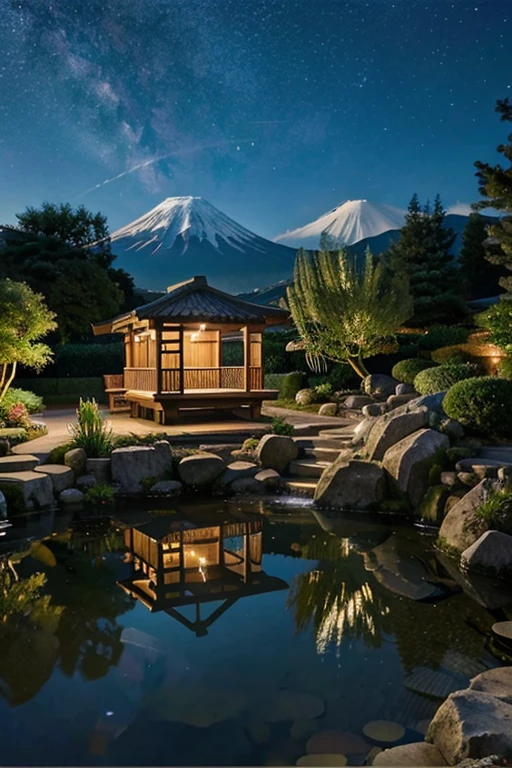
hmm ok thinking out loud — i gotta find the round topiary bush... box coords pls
[443,377,512,437]
[431,346,472,365]
[295,388,317,406]
[413,363,481,396]
[391,358,437,385]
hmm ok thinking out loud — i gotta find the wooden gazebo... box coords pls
[93,275,289,423]
[117,514,288,636]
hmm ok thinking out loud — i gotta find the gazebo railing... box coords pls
[124,366,263,392]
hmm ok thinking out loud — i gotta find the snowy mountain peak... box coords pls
[108,196,297,294]
[274,199,407,248]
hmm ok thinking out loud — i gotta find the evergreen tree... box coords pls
[458,213,504,299]
[475,97,512,293]
[386,193,465,326]
[319,230,338,250]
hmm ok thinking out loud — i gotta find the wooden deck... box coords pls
[124,387,278,424]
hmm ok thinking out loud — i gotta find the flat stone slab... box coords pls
[469,665,512,704]
[491,621,512,649]
[0,470,54,509]
[373,742,447,766]
[34,464,74,493]
[405,667,461,700]
[0,454,39,472]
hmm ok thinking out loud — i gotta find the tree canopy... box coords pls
[0,203,135,343]
[385,194,465,326]
[286,248,413,378]
[0,279,56,401]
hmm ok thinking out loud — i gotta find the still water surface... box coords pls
[0,499,510,766]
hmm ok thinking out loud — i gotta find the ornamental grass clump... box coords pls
[443,376,512,438]
[68,398,113,457]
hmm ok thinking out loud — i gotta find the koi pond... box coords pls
[0,499,511,766]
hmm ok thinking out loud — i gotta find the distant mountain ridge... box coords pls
[109,196,296,294]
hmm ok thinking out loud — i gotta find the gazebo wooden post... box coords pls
[243,326,251,392]
[154,322,163,395]
[215,329,222,388]
[179,324,184,394]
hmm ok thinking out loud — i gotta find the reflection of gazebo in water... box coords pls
[118,515,288,636]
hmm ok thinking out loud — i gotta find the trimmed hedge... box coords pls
[431,346,472,365]
[14,377,106,404]
[443,377,512,437]
[392,358,437,385]
[413,363,481,396]
[19,343,124,379]
[417,325,471,351]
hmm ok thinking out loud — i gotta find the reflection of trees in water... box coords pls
[287,534,390,654]
[0,523,134,704]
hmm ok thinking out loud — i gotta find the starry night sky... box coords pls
[0,0,511,238]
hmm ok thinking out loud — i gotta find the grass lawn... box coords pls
[264,399,322,414]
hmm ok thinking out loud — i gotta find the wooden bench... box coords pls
[103,374,130,413]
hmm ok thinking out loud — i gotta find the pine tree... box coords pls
[475,98,512,293]
[458,212,504,299]
[319,231,338,250]
[386,193,464,326]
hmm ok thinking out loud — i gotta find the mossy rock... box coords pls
[417,485,449,524]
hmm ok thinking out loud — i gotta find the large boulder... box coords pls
[318,402,338,417]
[314,458,386,511]
[363,374,399,399]
[365,407,429,461]
[427,689,512,764]
[461,531,512,574]
[387,393,420,409]
[438,480,491,553]
[149,480,183,496]
[382,429,450,507]
[178,453,225,486]
[111,445,173,493]
[469,667,512,705]
[86,458,111,485]
[254,468,282,490]
[256,435,299,473]
[59,488,84,505]
[373,743,447,766]
[64,447,87,476]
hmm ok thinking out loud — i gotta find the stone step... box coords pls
[0,455,39,473]
[34,465,75,493]
[282,478,318,497]
[0,471,54,509]
[456,457,512,473]
[288,458,331,478]
[479,447,512,462]
[318,426,358,439]
[294,436,350,450]
[303,446,343,461]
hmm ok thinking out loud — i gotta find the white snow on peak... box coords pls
[447,202,474,217]
[274,199,407,248]
[110,196,265,254]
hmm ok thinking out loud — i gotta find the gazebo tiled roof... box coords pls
[93,275,288,334]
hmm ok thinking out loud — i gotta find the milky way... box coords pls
[0,0,510,235]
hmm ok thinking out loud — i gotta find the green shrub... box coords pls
[270,416,294,436]
[418,325,471,351]
[0,388,44,416]
[84,484,115,505]
[414,363,481,395]
[498,358,512,379]
[446,446,473,465]
[392,358,437,384]
[475,489,512,535]
[46,442,73,465]
[443,377,512,437]
[264,373,288,391]
[68,398,114,457]
[279,372,306,400]
[19,343,125,378]
[328,364,360,391]
[314,382,333,401]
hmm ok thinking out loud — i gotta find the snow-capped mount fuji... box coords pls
[274,199,407,249]
[109,196,296,293]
